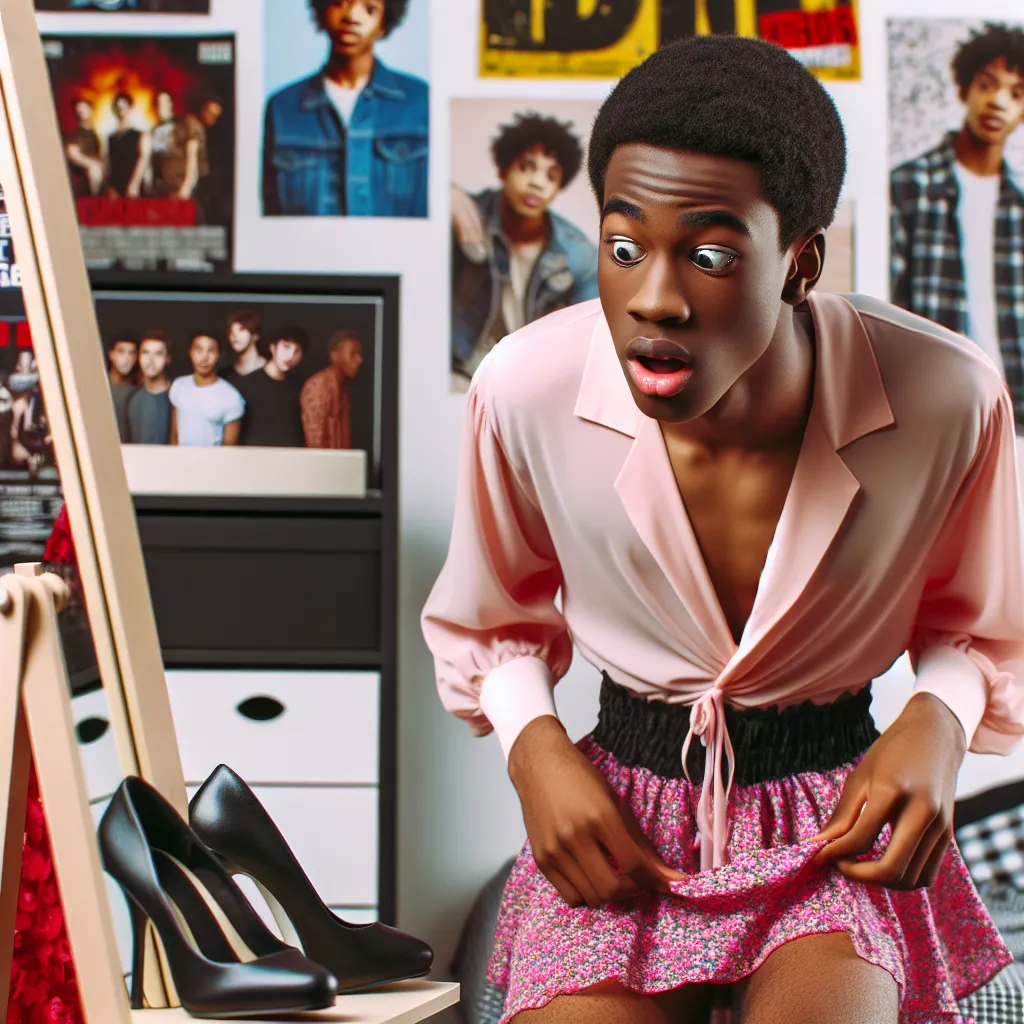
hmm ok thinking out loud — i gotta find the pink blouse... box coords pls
[421,292,1024,869]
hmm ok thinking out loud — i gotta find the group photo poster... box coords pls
[42,33,236,275]
[449,99,599,391]
[480,0,860,81]
[35,0,209,11]
[93,285,383,486]
[262,0,430,219]
[888,19,1024,433]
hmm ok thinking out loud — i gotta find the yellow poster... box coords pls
[480,0,860,81]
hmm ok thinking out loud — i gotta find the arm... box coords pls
[178,136,200,199]
[65,141,104,195]
[300,377,328,448]
[221,386,245,447]
[222,419,241,446]
[169,406,178,445]
[127,131,151,199]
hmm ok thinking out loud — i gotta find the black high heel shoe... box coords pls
[189,764,434,992]
[99,777,339,1018]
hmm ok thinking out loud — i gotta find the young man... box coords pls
[223,310,266,381]
[423,36,1024,1024]
[262,0,428,218]
[106,332,138,442]
[106,92,148,200]
[300,329,363,449]
[451,111,598,384]
[125,330,172,445]
[891,23,1024,431]
[64,98,104,198]
[150,90,204,200]
[169,332,244,446]
[236,326,307,447]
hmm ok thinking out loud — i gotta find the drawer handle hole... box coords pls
[76,716,110,745]
[237,696,286,722]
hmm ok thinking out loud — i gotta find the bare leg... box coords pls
[736,933,899,1024]
[510,979,713,1024]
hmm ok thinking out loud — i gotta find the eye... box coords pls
[690,247,737,275]
[606,236,646,267]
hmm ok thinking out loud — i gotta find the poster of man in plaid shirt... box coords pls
[889,20,1024,433]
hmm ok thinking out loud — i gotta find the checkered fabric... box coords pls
[890,132,1024,430]
[958,961,1024,1024]
[956,805,1024,890]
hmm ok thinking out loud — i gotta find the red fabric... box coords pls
[6,505,84,1023]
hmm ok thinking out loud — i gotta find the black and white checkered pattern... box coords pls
[958,962,1024,1024]
[956,805,1024,890]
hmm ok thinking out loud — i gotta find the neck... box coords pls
[662,304,815,453]
[144,376,169,394]
[193,371,218,387]
[109,370,130,386]
[265,362,286,382]
[500,193,549,245]
[954,126,1005,176]
[324,48,374,87]
[235,348,265,374]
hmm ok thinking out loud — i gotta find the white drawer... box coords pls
[167,670,380,786]
[73,688,124,803]
[186,784,379,907]
[91,798,135,978]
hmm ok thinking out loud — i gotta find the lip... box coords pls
[625,336,692,361]
[337,30,361,43]
[519,194,544,210]
[980,115,1005,132]
[624,336,693,399]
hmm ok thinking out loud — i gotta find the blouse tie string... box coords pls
[680,686,735,872]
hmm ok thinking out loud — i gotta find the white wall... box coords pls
[36,0,1024,987]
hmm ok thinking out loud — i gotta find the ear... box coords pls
[782,229,826,306]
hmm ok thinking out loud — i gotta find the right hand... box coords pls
[508,716,687,909]
[451,185,486,261]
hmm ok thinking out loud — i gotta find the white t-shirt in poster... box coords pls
[168,376,245,446]
[323,76,364,127]
[501,240,544,336]
[953,161,1004,378]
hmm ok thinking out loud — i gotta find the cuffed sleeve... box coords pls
[421,377,572,755]
[909,389,1024,752]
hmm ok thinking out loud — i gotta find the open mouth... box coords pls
[627,355,693,399]
[637,355,687,374]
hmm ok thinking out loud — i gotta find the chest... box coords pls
[666,441,800,644]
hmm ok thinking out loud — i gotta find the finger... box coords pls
[837,800,938,888]
[902,820,950,890]
[549,849,602,909]
[542,864,584,908]
[816,788,902,865]
[915,829,952,889]
[617,804,688,883]
[568,833,635,907]
[811,777,868,845]
[596,817,673,894]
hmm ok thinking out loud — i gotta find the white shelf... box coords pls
[130,981,459,1024]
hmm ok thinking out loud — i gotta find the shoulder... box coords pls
[890,142,948,189]
[472,299,602,437]
[265,74,317,111]
[845,293,1006,429]
[374,60,428,100]
[215,376,243,399]
[549,209,594,247]
[168,376,190,398]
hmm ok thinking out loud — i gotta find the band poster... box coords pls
[42,34,235,275]
[480,0,860,81]
[35,1,210,11]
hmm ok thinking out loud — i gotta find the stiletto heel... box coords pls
[99,777,339,1018]
[190,764,433,993]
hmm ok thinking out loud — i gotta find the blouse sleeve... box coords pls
[420,379,573,758]
[909,388,1024,753]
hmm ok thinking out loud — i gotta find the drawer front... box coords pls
[73,688,124,803]
[186,784,379,907]
[167,669,380,786]
[138,515,381,653]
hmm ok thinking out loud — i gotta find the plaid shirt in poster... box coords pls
[890,132,1024,431]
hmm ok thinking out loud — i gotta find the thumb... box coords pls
[811,782,867,844]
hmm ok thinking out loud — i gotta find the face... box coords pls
[330,338,364,377]
[964,57,1024,146]
[270,339,304,373]
[599,144,809,424]
[200,101,223,128]
[74,101,93,127]
[156,92,174,122]
[14,351,32,374]
[500,145,563,219]
[108,341,138,377]
[228,321,257,354]
[320,0,385,57]
[114,97,131,121]
[189,335,220,376]
[138,339,169,381]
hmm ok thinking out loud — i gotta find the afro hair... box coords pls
[952,22,1024,98]
[588,35,847,249]
[491,112,584,189]
[309,0,409,39]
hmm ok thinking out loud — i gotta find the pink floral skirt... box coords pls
[488,736,1011,1024]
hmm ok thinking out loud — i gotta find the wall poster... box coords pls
[480,0,860,81]
[35,0,209,10]
[42,33,235,275]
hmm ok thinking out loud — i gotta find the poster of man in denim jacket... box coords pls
[450,104,599,389]
[262,0,429,218]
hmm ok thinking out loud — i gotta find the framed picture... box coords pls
[90,273,395,496]
[41,32,235,277]
[35,0,210,10]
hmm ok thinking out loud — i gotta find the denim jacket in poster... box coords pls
[262,59,429,218]
[451,188,598,372]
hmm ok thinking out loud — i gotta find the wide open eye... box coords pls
[690,247,738,275]
[606,236,646,267]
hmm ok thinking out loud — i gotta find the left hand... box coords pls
[812,692,967,890]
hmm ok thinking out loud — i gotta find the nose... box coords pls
[627,254,691,326]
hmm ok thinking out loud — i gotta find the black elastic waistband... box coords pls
[592,674,879,786]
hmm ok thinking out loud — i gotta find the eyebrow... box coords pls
[678,209,751,237]
[601,197,645,222]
